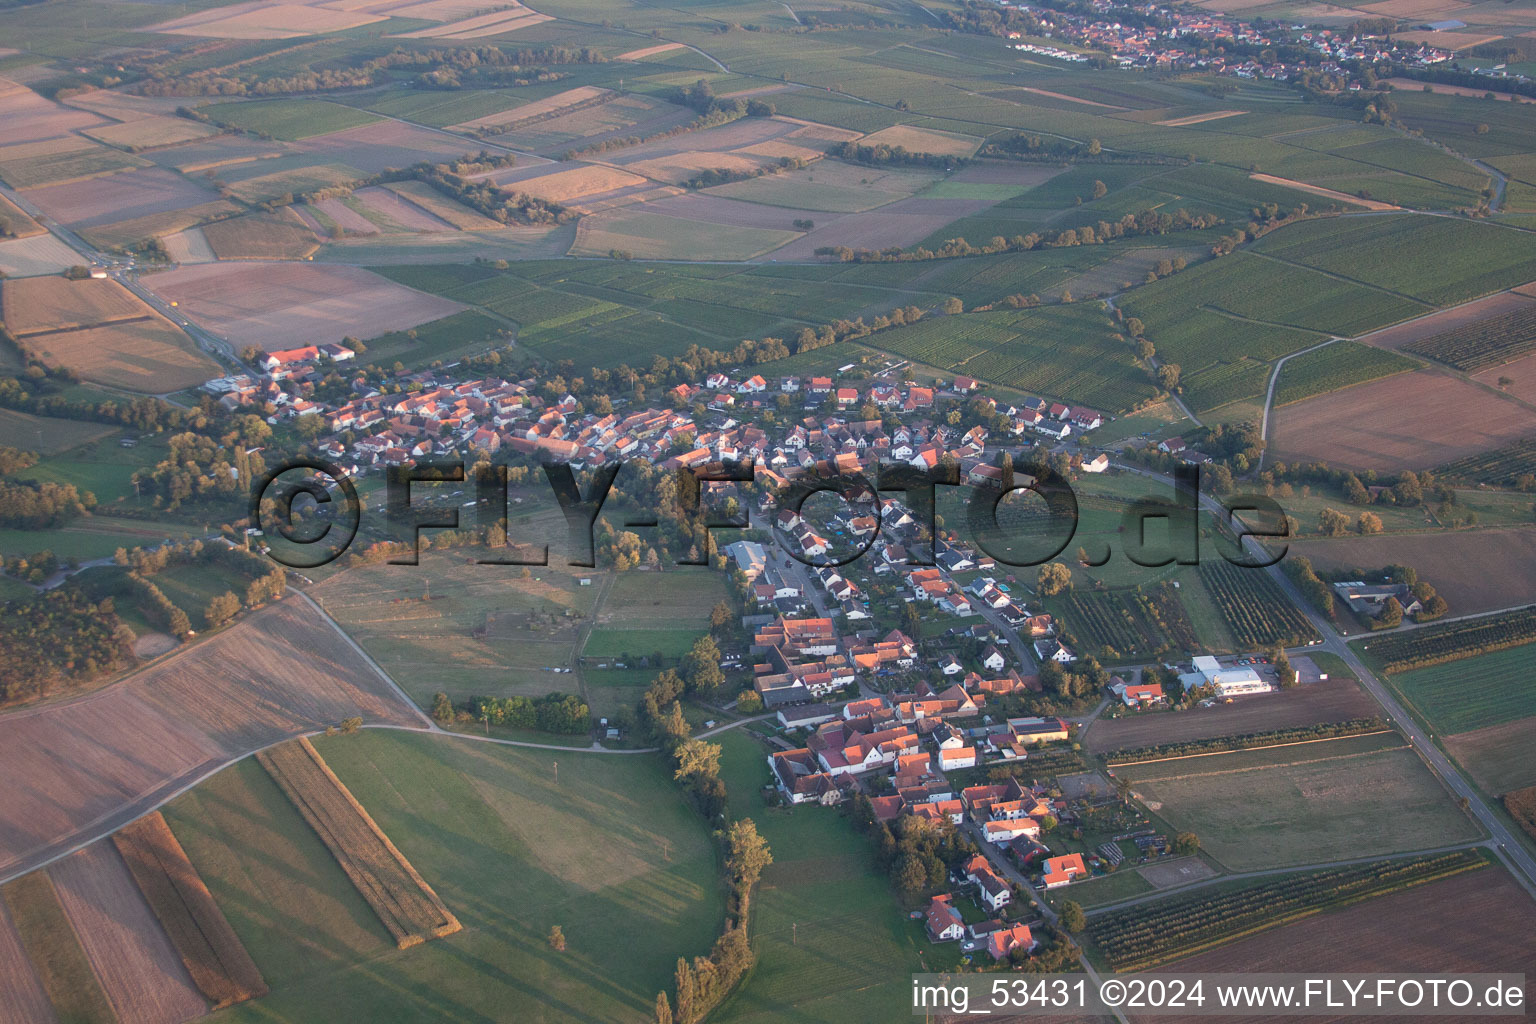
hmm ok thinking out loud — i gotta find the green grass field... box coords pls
[201,99,384,141]
[712,729,927,1024]
[1119,735,1480,871]
[1389,644,1536,735]
[163,731,724,1024]
[1272,341,1419,407]
[582,626,707,660]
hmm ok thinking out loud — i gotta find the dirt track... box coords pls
[0,598,425,882]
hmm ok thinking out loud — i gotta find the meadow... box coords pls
[163,730,725,1024]
[712,729,925,1024]
[201,99,384,141]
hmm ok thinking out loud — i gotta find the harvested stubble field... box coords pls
[48,840,208,1024]
[1140,868,1536,1021]
[147,261,465,349]
[84,116,220,151]
[859,124,982,157]
[449,85,610,132]
[572,208,799,260]
[0,193,43,237]
[0,140,147,190]
[0,598,423,881]
[224,162,365,204]
[353,185,457,231]
[501,163,649,204]
[2,275,150,333]
[200,209,321,260]
[1269,368,1536,471]
[0,900,52,1024]
[258,738,460,949]
[0,234,81,278]
[1,871,118,1024]
[767,195,996,261]
[380,180,503,229]
[21,166,225,230]
[23,316,222,393]
[113,812,267,1010]
[294,120,481,174]
[1084,677,1378,754]
[79,200,243,252]
[707,160,942,212]
[1118,735,1480,870]
[150,0,389,37]
[0,76,106,145]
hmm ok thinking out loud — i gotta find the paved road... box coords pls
[1115,463,1536,901]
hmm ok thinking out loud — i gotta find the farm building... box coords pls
[1183,655,1270,698]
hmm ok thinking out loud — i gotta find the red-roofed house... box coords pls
[987,923,1035,961]
[924,895,965,942]
[1042,853,1087,888]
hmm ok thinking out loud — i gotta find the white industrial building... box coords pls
[1182,655,1271,698]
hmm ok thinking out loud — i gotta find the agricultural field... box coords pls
[313,550,602,706]
[865,305,1155,412]
[1143,865,1536,993]
[0,193,42,237]
[83,115,219,151]
[1272,341,1419,407]
[858,124,983,157]
[146,260,465,349]
[1445,716,1536,795]
[1388,645,1536,736]
[1083,675,1379,754]
[1121,250,1427,347]
[1269,368,1536,471]
[1253,214,1536,308]
[1054,583,1198,661]
[1288,529,1536,616]
[1358,604,1536,674]
[111,811,267,1009]
[571,208,800,261]
[1196,558,1318,648]
[0,870,116,1024]
[0,139,148,189]
[201,99,385,141]
[46,839,209,1023]
[162,729,726,1024]
[1402,302,1536,371]
[1089,849,1489,972]
[706,160,946,212]
[0,234,81,277]
[258,738,460,949]
[201,209,322,259]
[1,275,220,391]
[1179,357,1273,413]
[1117,734,1481,870]
[0,597,423,881]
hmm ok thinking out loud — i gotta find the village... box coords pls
[993,0,1492,86]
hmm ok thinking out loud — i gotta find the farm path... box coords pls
[1081,839,1489,918]
[1115,462,1536,903]
[1257,334,1340,467]
[1105,294,1201,427]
